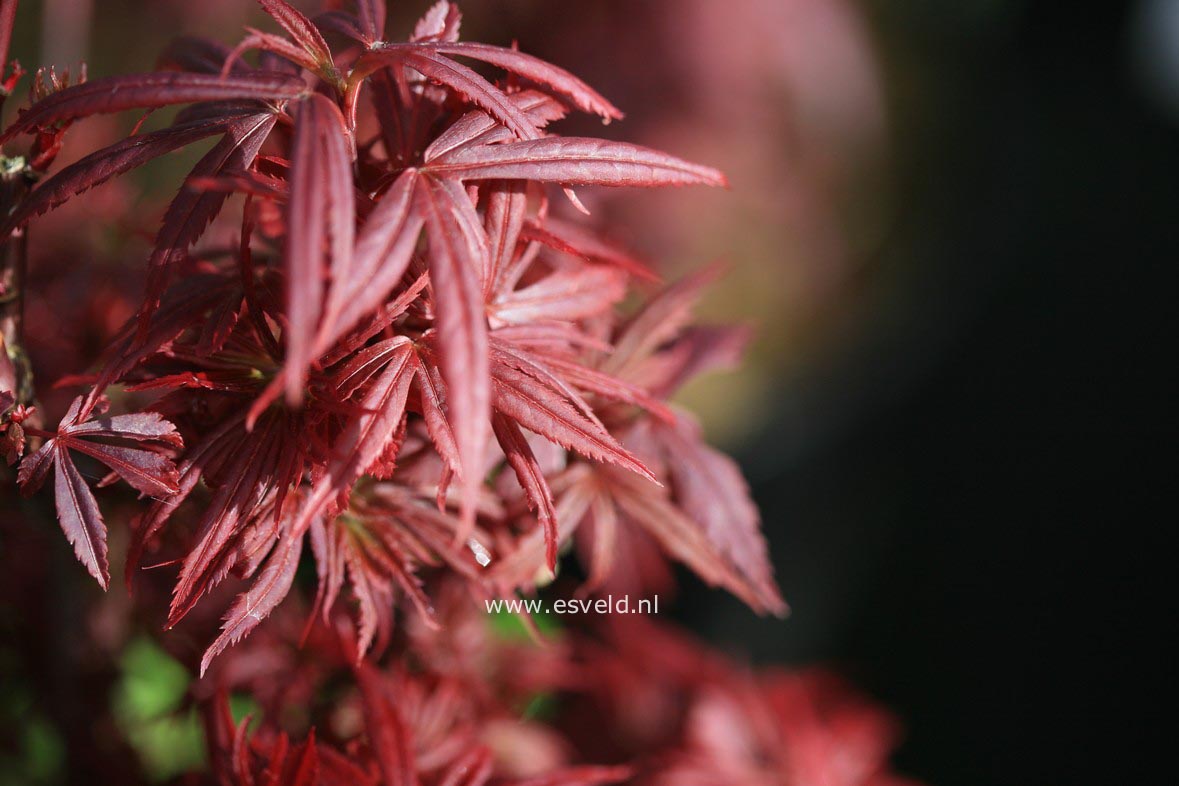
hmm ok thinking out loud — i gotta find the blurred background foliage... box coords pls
[1,1,1170,784]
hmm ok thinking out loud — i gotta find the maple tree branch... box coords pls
[1,154,35,405]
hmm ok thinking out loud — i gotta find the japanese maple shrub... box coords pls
[0,1,916,784]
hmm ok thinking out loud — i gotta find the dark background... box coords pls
[676,3,1174,785]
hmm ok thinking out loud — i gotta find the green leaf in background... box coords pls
[486,604,561,643]
[111,636,205,782]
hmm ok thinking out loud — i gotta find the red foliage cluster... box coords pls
[2,0,779,673]
[1,2,916,784]
[188,586,915,786]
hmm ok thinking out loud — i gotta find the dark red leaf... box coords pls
[0,72,303,143]
[257,0,334,72]
[53,446,110,589]
[0,115,238,236]
[200,516,306,675]
[356,665,416,786]
[139,112,278,333]
[284,94,355,403]
[490,357,654,483]
[355,46,539,141]
[318,168,420,357]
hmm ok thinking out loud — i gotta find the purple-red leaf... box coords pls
[656,414,786,615]
[317,168,420,357]
[418,176,491,532]
[424,137,727,188]
[493,412,557,570]
[0,116,236,236]
[491,265,626,326]
[423,90,567,163]
[422,41,621,121]
[490,357,654,483]
[0,72,303,143]
[200,518,306,676]
[257,0,334,72]
[355,46,539,141]
[54,446,110,589]
[285,94,355,404]
[16,398,183,589]
[356,0,386,43]
[139,112,278,333]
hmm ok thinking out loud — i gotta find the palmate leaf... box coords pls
[0,71,304,143]
[140,111,279,333]
[489,352,654,483]
[316,169,421,361]
[490,265,627,326]
[17,397,182,589]
[423,136,727,187]
[288,339,417,543]
[422,90,568,162]
[199,512,307,676]
[653,413,786,616]
[0,113,244,236]
[168,414,289,625]
[351,45,542,141]
[306,486,459,661]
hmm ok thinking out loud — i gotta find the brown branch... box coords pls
[1,155,34,405]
